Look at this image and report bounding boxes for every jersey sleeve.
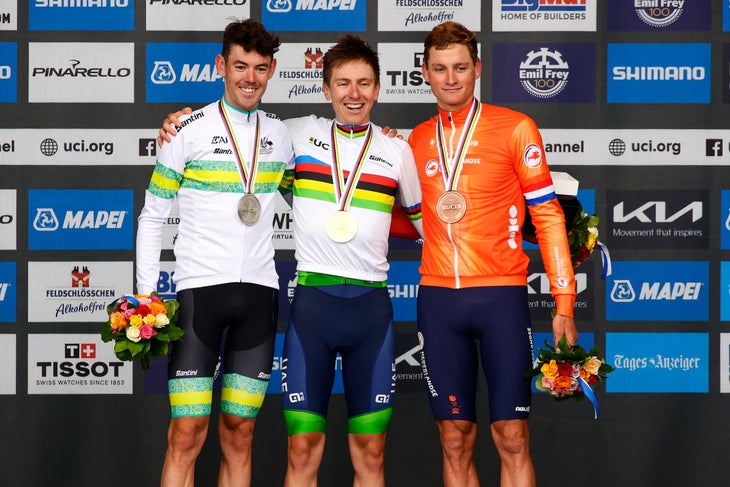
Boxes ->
[135,138,184,295]
[395,140,424,238]
[511,117,576,316]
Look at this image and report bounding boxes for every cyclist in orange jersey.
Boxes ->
[408,21,578,487]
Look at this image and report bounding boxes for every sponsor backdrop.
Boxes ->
[1,1,729,486]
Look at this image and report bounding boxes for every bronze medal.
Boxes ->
[237,194,261,226]
[436,191,466,223]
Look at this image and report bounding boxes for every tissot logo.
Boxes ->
[607,190,708,250]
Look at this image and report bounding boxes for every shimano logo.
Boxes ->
[612,66,705,81]
[35,0,129,6]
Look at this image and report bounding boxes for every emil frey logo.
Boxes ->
[519,47,569,98]
[634,1,684,28]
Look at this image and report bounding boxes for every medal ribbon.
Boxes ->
[330,122,373,211]
[218,99,260,194]
[435,98,481,191]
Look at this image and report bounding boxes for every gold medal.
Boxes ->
[436,191,467,223]
[237,194,261,226]
[326,211,358,243]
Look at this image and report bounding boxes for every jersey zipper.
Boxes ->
[446,111,461,289]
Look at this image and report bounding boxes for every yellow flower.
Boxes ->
[587,227,598,250]
[109,312,127,332]
[129,314,143,328]
[579,368,591,381]
[540,359,559,379]
[143,314,157,326]
[583,357,602,376]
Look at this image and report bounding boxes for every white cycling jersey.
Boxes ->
[285,115,423,282]
[136,98,295,294]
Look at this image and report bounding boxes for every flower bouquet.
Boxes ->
[101,293,183,370]
[525,337,614,418]
[566,198,600,270]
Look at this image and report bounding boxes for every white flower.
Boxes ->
[126,325,141,343]
[154,314,169,329]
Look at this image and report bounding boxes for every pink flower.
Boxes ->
[139,324,157,340]
[123,308,136,320]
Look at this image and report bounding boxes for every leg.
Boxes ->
[490,419,535,487]
[218,283,278,486]
[338,286,394,487]
[348,432,387,487]
[161,416,210,487]
[417,287,480,486]
[437,420,479,487]
[285,432,326,487]
[282,286,338,486]
[217,414,256,487]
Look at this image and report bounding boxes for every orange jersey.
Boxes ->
[409,100,576,316]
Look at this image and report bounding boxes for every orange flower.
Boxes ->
[554,376,573,389]
[149,302,167,315]
[109,312,127,332]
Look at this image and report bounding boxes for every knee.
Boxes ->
[492,421,529,457]
[219,415,255,450]
[438,420,477,459]
[168,418,208,454]
[288,433,324,467]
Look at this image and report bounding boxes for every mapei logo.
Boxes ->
[0,261,16,323]
[29,189,134,250]
[263,0,364,32]
[606,261,708,321]
[607,43,710,103]
[146,43,221,103]
[267,0,357,13]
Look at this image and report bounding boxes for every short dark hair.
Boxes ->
[222,18,280,60]
[423,21,478,66]
[322,34,380,85]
